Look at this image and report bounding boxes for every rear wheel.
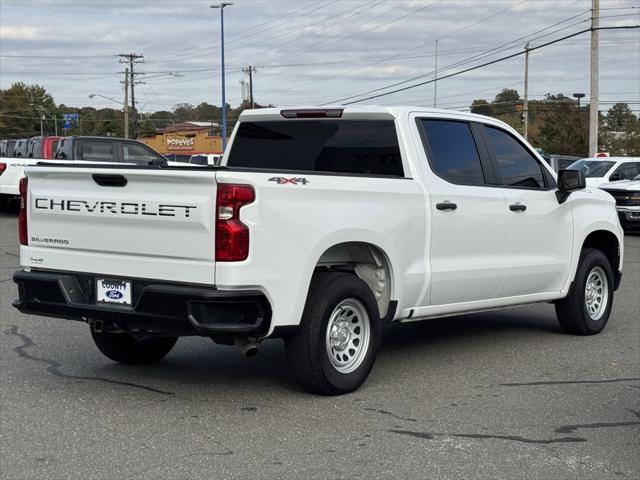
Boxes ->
[285,272,381,395]
[555,248,614,335]
[90,327,178,364]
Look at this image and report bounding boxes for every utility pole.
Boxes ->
[523,42,530,141]
[40,113,44,137]
[589,0,599,156]
[211,3,233,151]
[121,68,130,139]
[242,65,257,108]
[117,53,144,138]
[433,40,438,108]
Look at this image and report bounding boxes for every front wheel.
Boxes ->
[285,272,381,395]
[90,328,178,364]
[555,248,614,335]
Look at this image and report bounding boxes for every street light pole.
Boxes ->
[211,2,233,151]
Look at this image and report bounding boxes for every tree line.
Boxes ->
[471,88,640,156]
[1,82,638,156]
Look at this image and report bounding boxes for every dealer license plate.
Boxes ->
[96,278,132,306]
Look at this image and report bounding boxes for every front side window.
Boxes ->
[122,143,163,165]
[611,162,640,181]
[420,119,485,185]
[190,155,208,165]
[81,141,114,162]
[228,120,403,176]
[485,126,545,188]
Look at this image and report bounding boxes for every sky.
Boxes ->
[1,0,639,117]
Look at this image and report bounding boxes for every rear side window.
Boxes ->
[420,119,485,185]
[81,141,115,162]
[227,120,403,176]
[485,126,545,188]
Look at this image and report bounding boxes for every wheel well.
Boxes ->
[315,242,393,318]
[582,230,620,273]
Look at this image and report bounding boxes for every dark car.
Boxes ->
[54,136,167,165]
[13,139,29,157]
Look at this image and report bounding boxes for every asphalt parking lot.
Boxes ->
[1,212,638,480]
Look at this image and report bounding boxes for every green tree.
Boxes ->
[602,103,640,156]
[0,82,58,138]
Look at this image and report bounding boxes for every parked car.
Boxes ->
[567,157,640,187]
[1,136,167,211]
[546,154,581,172]
[189,153,222,166]
[13,139,29,157]
[54,136,167,164]
[27,136,62,159]
[13,106,623,395]
[599,173,640,231]
[2,140,17,157]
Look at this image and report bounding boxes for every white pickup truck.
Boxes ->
[13,107,624,395]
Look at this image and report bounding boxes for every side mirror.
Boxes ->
[556,169,586,204]
[609,172,621,181]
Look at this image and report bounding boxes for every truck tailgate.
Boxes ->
[25,166,217,285]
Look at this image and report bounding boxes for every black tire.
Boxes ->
[90,328,178,364]
[555,248,614,335]
[285,272,381,395]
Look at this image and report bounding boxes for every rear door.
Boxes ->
[26,166,217,285]
[479,124,573,297]
[415,118,508,306]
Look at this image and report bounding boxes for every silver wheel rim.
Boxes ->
[585,266,608,321]
[325,298,371,374]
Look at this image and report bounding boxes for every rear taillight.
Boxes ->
[19,177,28,245]
[0,162,6,176]
[215,184,255,261]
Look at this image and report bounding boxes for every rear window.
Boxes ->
[227,120,403,176]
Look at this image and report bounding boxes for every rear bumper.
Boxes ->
[13,270,271,336]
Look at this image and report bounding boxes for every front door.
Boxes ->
[480,125,573,297]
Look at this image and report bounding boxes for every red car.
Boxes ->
[27,136,62,159]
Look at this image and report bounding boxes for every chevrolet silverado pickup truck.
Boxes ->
[13,107,624,395]
[600,174,640,230]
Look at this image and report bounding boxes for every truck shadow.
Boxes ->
[88,306,564,395]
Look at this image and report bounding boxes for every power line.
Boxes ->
[333,25,640,106]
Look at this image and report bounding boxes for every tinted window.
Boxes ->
[122,142,163,165]
[568,160,615,178]
[420,119,485,185]
[611,162,640,180]
[190,155,208,165]
[81,141,114,162]
[228,120,403,176]
[485,126,545,188]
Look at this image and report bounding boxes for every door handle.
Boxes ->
[509,203,527,212]
[436,202,457,211]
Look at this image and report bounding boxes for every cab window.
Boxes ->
[484,126,546,188]
[122,142,164,165]
[419,119,485,185]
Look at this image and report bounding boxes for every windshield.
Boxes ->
[567,160,615,177]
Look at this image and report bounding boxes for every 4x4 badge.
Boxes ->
[268,177,309,185]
